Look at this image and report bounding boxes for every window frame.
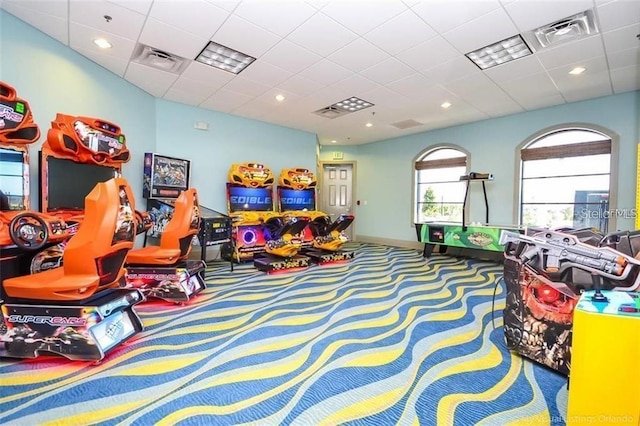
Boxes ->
[514,124,619,231]
[412,144,470,226]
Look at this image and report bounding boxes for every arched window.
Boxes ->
[414,146,468,223]
[520,128,612,231]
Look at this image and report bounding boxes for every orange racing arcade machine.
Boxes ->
[224,162,310,273]
[277,167,355,264]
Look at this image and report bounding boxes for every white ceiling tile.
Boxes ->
[602,23,640,53]
[443,73,524,116]
[69,22,136,62]
[276,75,326,97]
[139,18,209,59]
[442,8,520,53]
[536,36,605,69]
[288,12,358,57]
[74,46,130,77]
[69,0,145,41]
[504,0,593,32]
[170,76,221,99]
[551,69,613,101]
[239,61,293,87]
[596,0,640,32]
[412,0,502,33]
[321,0,407,35]
[124,62,179,97]
[327,38,389,72]
[298,59,353,86]
[420,56,481,85]
[200,88,253,112]
[2,2,69,45]
[548,55,610,76]
[163,87,211,106]
[500,72,562,99]
[607,46,640,70]
[364,10,437,55]
[255,88,302,105]
[610,65,640,93]
[222,76,271,97]
[180,61,235,87]
[205,0,241,13]
[106,0,152,15]
[232,101,270,119]
[329,75,382,96]
[3,0,67,19]
[149,0,228,40]
[233,1,317,37]
[359,58,415,85]
[361,86,410,109]
[483,55,546,84]
[211,15,281,58]
[260,39,323,74]
[517,93,566,111]
[386,73,436,98]
[396,36,460,72]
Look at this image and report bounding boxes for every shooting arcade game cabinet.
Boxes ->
[224,163,309,273]
[278,167,355,264]
[415,172,524,260]
[0,82,72,278]
[120,152,207,304]
[500,228,640,376]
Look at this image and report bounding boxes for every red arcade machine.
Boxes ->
[224,162,310,273]
[277,167,355,264]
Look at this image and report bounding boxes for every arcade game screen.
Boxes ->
[143,153,191,199]
[0,148,27,211]
[278,188,316,211]
[42,155,118,211]
[227,185,273,212]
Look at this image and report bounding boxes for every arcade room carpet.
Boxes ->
[1,243,568,425]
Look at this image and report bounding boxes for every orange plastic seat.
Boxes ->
[126,188,200,265]
[3,178,137,301]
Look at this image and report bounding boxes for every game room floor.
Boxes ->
[0,243,568,425]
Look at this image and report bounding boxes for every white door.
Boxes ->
[321,163,354,241]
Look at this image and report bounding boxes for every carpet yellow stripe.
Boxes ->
[319,386,406,425]
[41,398,154,426]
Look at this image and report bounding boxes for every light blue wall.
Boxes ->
[0,11,156,208]
[356,91,639,243]
[154,100,317,212]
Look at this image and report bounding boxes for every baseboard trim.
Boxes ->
[355,235,423,251]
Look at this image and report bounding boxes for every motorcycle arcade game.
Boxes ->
[499,228,640,376]
[277,167,355,264]
[122,187,206,304]
[223,163,310,273]
[1,176,145,362]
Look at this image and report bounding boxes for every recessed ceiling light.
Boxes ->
[441,102,452,109]
[465,35,532,70]
[196,41,255,75]
[365,123,373,128]
[93,38,112,49]
[331,140,337,143]
[275,94,285,102]
[569,66,586,75]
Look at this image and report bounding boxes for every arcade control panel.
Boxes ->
[567,290,640,425]
[198,205,232,247]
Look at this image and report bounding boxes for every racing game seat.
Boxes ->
[3,178,137,301]
[126,188,200,265]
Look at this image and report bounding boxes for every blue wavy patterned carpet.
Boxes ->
[1,243,568,425]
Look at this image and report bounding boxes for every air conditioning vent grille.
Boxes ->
[313,96,374,119]
[133,44,188,74]
[531,9,598,49]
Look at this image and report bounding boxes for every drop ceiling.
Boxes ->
[1,0,638,146]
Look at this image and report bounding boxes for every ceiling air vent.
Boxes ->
[530,9,599,49]
[390,119,424,130]
[313,106,351,119]
[133,44,188,74]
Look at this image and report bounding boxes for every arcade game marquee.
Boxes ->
[415,172,525,259]
[0,82,144,361]
[277,167,355,264]
[223,162,310,273]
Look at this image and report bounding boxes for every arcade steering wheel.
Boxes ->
[9,212,50,250]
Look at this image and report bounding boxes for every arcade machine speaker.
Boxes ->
[500,228,640,375]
